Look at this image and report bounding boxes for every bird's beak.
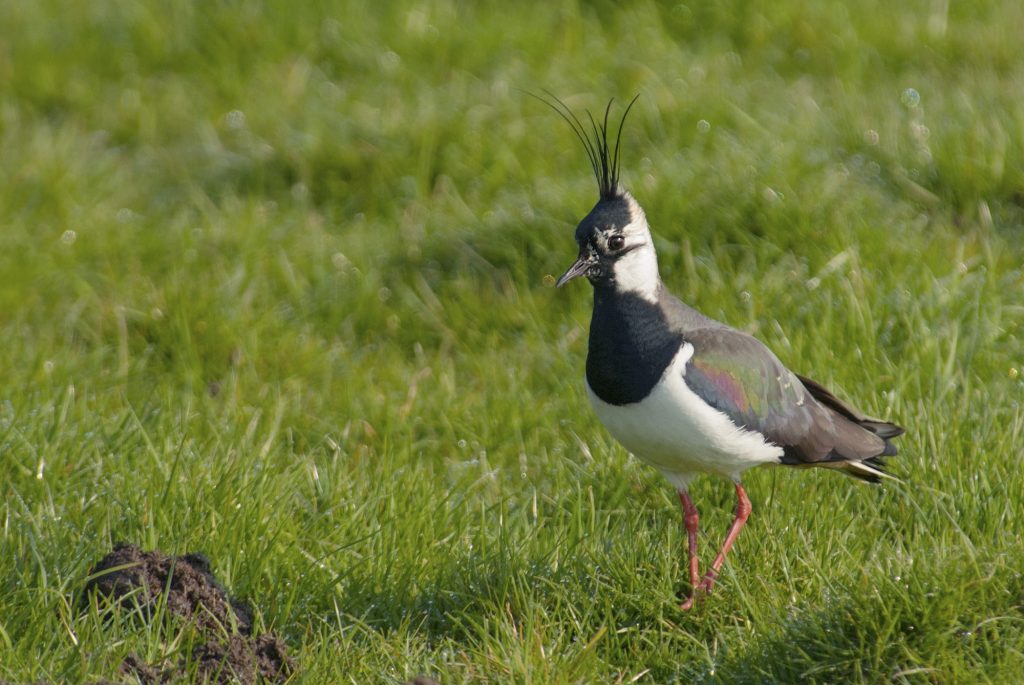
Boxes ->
[555,254,593,287]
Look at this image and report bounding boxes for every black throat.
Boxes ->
[586,283,684,405]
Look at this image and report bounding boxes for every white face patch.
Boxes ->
[612,244,660,302]
[610,193,660,302]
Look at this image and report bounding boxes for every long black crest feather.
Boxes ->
[531,91,640,199]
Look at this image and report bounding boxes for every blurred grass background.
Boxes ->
[1,0,1023,682]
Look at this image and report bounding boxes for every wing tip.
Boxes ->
[861,420,905,440]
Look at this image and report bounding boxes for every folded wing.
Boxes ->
[682,327,902,479]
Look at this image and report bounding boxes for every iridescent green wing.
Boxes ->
[683,328,818,452]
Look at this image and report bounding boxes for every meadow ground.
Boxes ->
[2,1,1023,682]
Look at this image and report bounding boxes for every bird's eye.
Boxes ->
[608,235,625,251]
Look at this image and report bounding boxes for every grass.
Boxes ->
[2,0,1023,682]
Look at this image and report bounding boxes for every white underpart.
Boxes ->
[586,342,784,489]
[611,193,661,303]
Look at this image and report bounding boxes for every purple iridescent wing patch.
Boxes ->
[683,328,812,446]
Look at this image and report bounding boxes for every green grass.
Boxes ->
[2,0,1024,682]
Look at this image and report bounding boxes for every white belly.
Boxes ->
[586,343,783,488]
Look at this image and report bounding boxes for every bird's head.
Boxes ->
[543,95,660,302]
[557,189,659,301]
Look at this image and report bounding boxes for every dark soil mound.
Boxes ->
[83,543,294,684]
[86,543,253,635]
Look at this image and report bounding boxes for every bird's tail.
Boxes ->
[842,417,903,482]
[796,374,905,483]
[840,454,898,483]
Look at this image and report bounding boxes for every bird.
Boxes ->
[545,95,904,610]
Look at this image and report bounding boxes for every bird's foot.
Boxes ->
[679,574,717,611]
[679,587,707,611]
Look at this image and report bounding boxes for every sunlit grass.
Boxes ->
[2,0,1023,682]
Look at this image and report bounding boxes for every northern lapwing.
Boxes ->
[547,96,904,610]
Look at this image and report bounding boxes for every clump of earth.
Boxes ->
[84,543,294,685]
[3,543,441,685]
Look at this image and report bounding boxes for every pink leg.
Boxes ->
[677,491,702,611]
[694,482,751,598]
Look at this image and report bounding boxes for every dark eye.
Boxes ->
[608,235,625,251]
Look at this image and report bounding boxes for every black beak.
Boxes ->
[555,254,593,287]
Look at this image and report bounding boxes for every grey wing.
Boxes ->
[682,327,888,464]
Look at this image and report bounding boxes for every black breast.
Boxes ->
[586,288,684,405]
